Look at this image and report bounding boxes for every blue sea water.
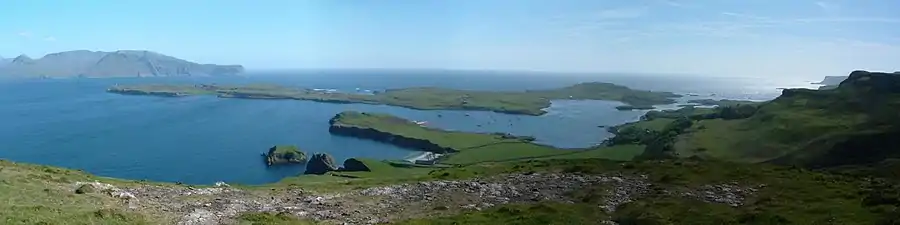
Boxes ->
[0,70,816,184]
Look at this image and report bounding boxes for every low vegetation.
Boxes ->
[107,82,679,116]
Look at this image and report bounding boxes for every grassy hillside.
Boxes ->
[665,71,900,169]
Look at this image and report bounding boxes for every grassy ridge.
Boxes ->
[108,82,679,115]
[329,111,644,165]
[0,160,163,224]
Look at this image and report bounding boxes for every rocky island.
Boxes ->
[263,145,307,166]
[107,82,680,116]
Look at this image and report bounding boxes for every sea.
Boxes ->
[0,70,819,185]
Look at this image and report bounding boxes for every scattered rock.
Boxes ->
[680,183,759,207]
[75,184,95,194]
[304,153,339,175]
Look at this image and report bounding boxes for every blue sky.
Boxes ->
[1,0,898,79]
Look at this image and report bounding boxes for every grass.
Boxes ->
[395,158,897,225]
[236,212,317,225]
[3,155,899,224]
[393,202,611,225]
[108,82,679,116]
[614,118,674,132]
[0,160,164,225]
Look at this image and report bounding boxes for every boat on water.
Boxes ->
[414,121,428,126]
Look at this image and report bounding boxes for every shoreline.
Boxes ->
[403,151,444,163]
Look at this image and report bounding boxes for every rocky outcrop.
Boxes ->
[0,50,244,78]
[341,158,371,172]
[264,145,307,166]
[304,153,339,175]
[838,70,900,93]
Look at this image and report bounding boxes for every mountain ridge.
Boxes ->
[0,50,244,78]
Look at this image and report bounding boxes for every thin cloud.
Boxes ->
[795,17,900,23]
[17,31,32,38]
[43,36,57,42]
[595,8,647,20]
[660,0,695,8]
[815,1,840,14]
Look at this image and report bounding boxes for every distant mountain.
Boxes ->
[0,56,10,67]
[0,50,244,78]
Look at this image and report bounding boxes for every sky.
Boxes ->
[0,0,898,79]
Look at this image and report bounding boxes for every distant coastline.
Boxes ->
[106,82,680,116]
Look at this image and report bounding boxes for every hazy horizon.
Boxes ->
[2,0,898,80]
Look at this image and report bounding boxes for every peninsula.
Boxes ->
[107,82,680,115]
[328,111,644,164]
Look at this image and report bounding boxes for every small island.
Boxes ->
[263,145,307,166]
[107,82,680,116]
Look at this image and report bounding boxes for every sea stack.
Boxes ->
[304,153,339,175]
[264,145,307,166]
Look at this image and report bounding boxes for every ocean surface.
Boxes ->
[0,70,818,184]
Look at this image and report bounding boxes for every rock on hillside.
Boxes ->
[304,153,339,175]
[341,158,372,172]
[0,50,243,78]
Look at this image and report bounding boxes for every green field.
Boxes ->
[108,82,679,115]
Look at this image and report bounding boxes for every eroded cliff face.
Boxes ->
[327,113,457,154]
[327,125,456,154]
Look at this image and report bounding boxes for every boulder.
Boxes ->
[304,153,339,175]
[341,158,372,172]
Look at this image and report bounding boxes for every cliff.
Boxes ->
[0,50,243,78]
[328,112,456,154]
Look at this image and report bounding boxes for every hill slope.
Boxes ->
[663,71,900,172]
[0,50,243,78]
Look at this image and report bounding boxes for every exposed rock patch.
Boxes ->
[75,172,763,224]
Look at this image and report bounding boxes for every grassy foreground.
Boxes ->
[5,156,899,225]
[108,82,679,115]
